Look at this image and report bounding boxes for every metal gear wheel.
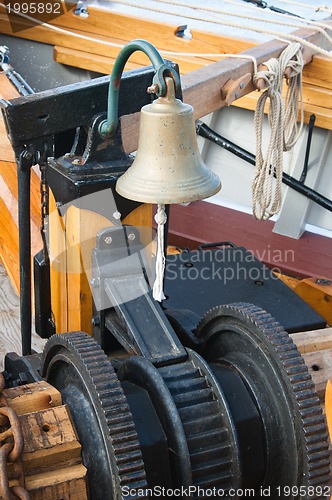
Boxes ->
[158,349,241,497]
[195,302,330,499]
[42,331,148,500]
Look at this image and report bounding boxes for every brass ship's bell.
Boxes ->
[116,77,221,204]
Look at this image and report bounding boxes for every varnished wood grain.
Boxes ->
[291,328,332,354]
[302,349,332,402]
[1,380,63,415]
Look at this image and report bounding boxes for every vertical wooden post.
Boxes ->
[49,193,153,335]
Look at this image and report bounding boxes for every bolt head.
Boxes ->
[104,236,112,245]
[90,277,100,287]
[128,233,136,241]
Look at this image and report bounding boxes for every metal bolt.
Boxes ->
[147,83,159,94]
[113,211,121,220]
[91,317,100,327]
[72,158,81,164]
[64,152,73,157]
[90,277,100,287]
[235,92,239,99]
[104,236,112,244]
[240,82,244,89]
[22,150,32,160]
[55,202,62,209]
[127,233,136,241]
[315,278,331,285]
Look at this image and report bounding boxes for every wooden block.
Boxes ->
[302,349,332,402]
[25,463,88,500]
[18,405,82,475]
[274,272,300,290]
[302,54,332,90]
[2,381,62,415]
[294,277,332,325]
[291,328,332,355]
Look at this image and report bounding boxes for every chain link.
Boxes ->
[40,164,49,264]
[0,373,31,500]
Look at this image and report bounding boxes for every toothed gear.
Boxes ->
[42,331,147,500]
[158,349,241,497]
[196,303,330,499]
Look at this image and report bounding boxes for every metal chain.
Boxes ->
[40,164,49,264]
[0,373,31,500]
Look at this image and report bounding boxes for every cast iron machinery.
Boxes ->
[1,40,330,499]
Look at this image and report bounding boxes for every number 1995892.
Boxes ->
[6,3,61,14]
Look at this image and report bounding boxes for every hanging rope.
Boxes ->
[252,42,304,220]
[153,204,167,302]
[279,43,304,150]
[252,58,284,220]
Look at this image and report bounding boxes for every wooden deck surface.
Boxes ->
[0,262,45,371]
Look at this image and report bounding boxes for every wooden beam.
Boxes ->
[117,20,332,151]
[54,45,142,74]
[1,380,62,415]
[291,328,332,354]
[302,349,332,402]
[182,21,332,119]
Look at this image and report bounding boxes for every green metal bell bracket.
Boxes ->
[98,39,182,139]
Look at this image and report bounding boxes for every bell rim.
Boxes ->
[116,172,221,204]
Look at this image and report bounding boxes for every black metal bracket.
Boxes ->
[91,225,187,366]
[0,62,178,353]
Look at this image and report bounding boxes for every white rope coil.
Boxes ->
[153,204,167,302]
[279,43,304,151]
[253,58,284,220]
[252,42,304,221]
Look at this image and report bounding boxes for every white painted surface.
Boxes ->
[85,0,331,44]
[198,106,332,237]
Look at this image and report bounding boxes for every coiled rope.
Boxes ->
[252,42,304,220]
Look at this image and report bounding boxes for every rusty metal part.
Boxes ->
[0,373,31,500]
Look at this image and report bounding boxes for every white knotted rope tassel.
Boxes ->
[153,204,167,302]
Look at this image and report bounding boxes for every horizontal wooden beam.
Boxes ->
[54,45,142,74]
[182,20,332,119]
[231,84,332,129]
